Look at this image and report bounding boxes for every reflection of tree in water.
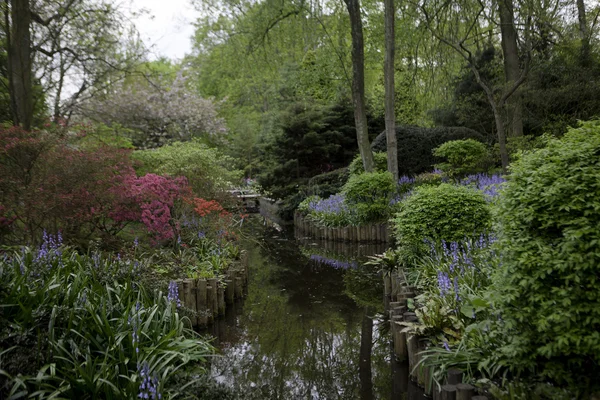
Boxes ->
[212,222,392,399]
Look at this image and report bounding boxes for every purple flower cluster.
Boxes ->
[138,362,161,399]
[398,175,416,186]
[308,194,348,215]
[34,230,63,265]
[310,254,358,269]
[167,281,181,307]
[437,271,452,296]
[462,173,505,199]
[128,303,142,354]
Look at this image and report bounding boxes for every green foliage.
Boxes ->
[371,126,486,176]
[433,139,489,177]
[342,171,396,224]
[307,168,350,199]
[133,139,242,198]
[490,120,600,392]
[75,123,135,149]
[393,184,491,263]
[347,152,388,175]
[0,247,213,398]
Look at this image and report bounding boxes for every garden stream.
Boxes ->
[205,219,426,399]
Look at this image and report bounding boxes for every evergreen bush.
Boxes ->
[393,183,491,263]
[371,125,486,175]
[347,152,388,175]
[491,121,600,392]
[342,171,395,223]
[433,139,489,177]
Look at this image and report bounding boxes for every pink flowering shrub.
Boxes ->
[113,174,191,243]
[0,125,192,246]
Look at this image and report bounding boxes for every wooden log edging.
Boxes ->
[294,211,391,243]
[385,270,490,400]
[176,249,249,329]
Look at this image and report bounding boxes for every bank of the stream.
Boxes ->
[207,219,424,399]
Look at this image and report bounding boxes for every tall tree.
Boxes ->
[384,0,398,181]
[421,0,532,171]
[576,0,590,64]
[344,0,374,172]
[3,0,143,128]
[8,0,32,129]
[499,0,523,137]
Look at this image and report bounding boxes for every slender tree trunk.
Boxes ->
[384,0,398,181]
[576,0,590,65]
[499,0,523,137]
[492,102,509,172]
[9,0,33,130]
[344,0,374,172]
[359,309,374,400]
[54,52,66,123]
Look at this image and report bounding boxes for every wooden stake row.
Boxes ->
[294,212,391,243]
[176,250,249,328]
[385,270,488,400]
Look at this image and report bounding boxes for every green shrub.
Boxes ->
[371,125,486,175]
[433,139,489,177]
[490,120,600,392]
[307,168,350,198]
[342,171,395,223]
[393,184,491,263]
[347,152,388,175]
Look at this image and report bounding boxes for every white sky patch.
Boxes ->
[131,0,200,60]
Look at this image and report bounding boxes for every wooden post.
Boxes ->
[447,368,463,385]
[183,280,197,326]
[196,279,208,326]
[235,276,243,299]
[384,275,391,297]
[407,333,419,380]
[456,383,475,400]
[393,322,407,362]
[208,278,218,319]
[225,279,234,304]
[371,224,377,242]
[441,385,457,400]
[205,280,215,324]
[217,285,226,315]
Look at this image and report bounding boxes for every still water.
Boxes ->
[208,220,425,400]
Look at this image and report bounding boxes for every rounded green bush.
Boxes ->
[491,121,600,391]
[342,171,395,223]
[347,152,388,176]
[393,183,491,253]
[433,139,489,177]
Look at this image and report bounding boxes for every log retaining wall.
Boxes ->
[176,249,249,329]
[294,211,392,243]
[384,271,489,400]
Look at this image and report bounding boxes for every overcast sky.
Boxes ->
[131,0,200,60]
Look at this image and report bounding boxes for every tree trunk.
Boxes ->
[576,0,590,65]
[9,0,33,130]
[359,309,374,400]
[344,0,374,172]
[499,0,523,138]
[492,102,509,172]
[384,0,398,181]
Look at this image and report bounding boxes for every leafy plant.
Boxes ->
[490,120,600,392]
[342,171,396,224]
[393,183,491,265]
[0,244,214,399]
[347,152,388,176]
[433,139,489,177]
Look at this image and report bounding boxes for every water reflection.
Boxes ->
[209,222,423,399]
